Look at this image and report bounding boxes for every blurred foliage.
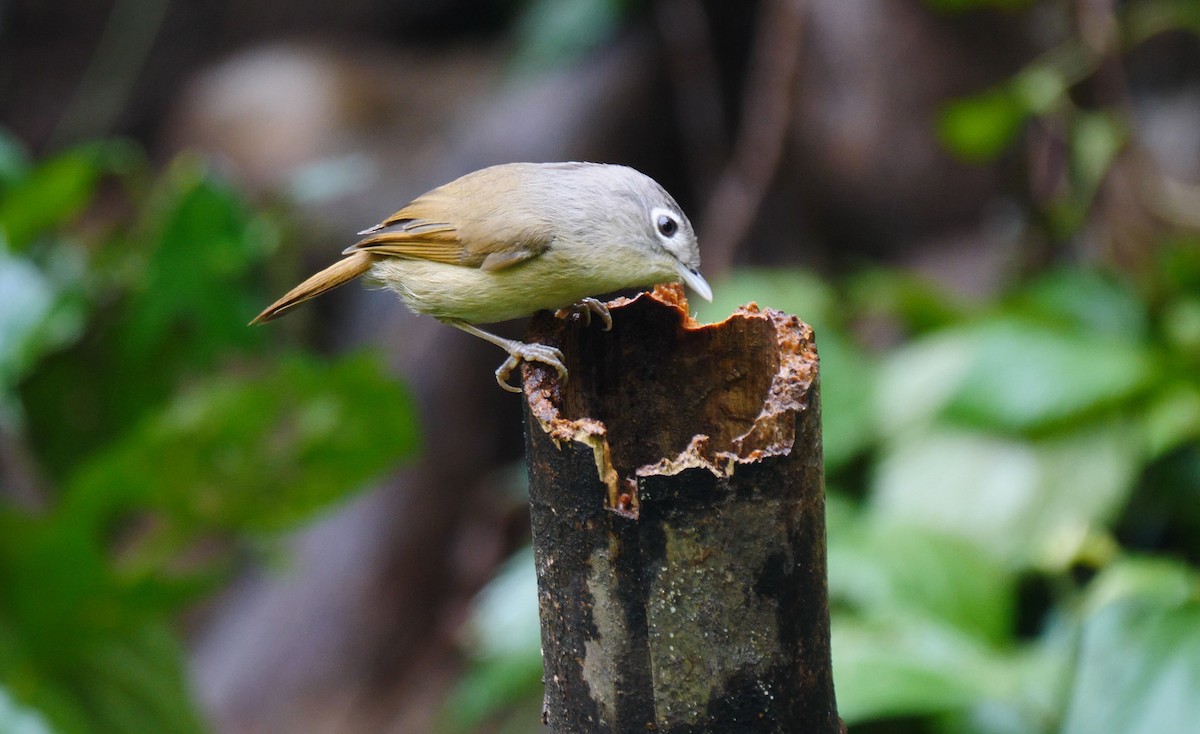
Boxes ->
[447,250,1200,732]
[0,689,53,734]
[701,248,1199,734]
[924,0,1037,13]
[0,130,418,733]
[439,548,545,734]
[3,0,1199,731]
[444,3,1200,733]
[509,0,630,74]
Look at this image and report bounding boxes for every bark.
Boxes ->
[521,284,839,734]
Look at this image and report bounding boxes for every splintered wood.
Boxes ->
[521,284,839,734]
[522,283,818,517]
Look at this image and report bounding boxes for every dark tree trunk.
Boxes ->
[521,284,839,734]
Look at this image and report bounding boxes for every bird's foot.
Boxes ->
[495,341,567,393]
[554,297,612,331]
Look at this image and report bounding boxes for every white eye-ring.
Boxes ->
[652,207,680,240]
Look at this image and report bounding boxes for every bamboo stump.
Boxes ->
[520,284,838,733]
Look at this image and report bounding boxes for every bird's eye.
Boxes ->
[656,213,678,238]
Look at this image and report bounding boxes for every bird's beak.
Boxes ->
[676,263,713,302]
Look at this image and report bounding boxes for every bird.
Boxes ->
[251,161,712,391]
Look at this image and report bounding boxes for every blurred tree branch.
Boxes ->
[655,0,729,189]
[697,0,807,273]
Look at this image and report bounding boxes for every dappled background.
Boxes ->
[2,0,1200,732]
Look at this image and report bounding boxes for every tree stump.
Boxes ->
[521,284,838,733]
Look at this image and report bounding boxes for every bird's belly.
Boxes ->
[368,254,659,324]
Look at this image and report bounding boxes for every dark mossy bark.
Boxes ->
[521,285,839,734]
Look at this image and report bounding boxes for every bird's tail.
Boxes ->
[250,251,375,325]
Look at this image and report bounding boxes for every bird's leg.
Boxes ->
[445,320,568,393]
[553,297,612,331]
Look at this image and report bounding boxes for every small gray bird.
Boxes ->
[252,162,711,391]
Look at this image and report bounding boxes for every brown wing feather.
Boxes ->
[345,182,553,269]
[344,224,470,266]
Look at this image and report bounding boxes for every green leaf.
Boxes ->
[943,321,1153,431]
[1125,0,1200,43]
[0,687,56,734]
[1081,556,1199,614]
[923,0,1035,12]
[818,333,878,471]
[63,352,418,535]
[116,160,276,366]
[0,514,205,734]
[937,63,1071,164]
[1157,236,1200,300]
[1012,65,1069,116]
[0,245,88,412]
[0,251,59,400]
[870,423,1139,568]
[1143,382,1200,458]
[0,144,417,734]
[441,548,543,732]
[829,523,1014,644]
[1011,269,1147,342]
[2,353,416,734]
[930,643,1067,734]
[1061,594,1200,734]
[938,87,1028,163]
[2,623,206,734]
[1071,112,1126,198]
[510,0,625,74]
[18,161,277,479]
[0,140,139,251]
[463,548,542,659]
[878,319,1155,433]
[67,624,205,734]
[1129,445,1200,564]
[439,650,544,733]
[831,617,1013,725]
[875,327,978,435]
[847,269,969,334]
[1161,295,1200,355]
[0,130,32,188]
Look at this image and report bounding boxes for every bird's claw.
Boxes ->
[554,297,612,332]
[495,342,568,393]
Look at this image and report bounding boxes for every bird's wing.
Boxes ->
[344,187,552,272]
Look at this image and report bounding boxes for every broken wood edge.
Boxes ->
[522,283,818,516]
